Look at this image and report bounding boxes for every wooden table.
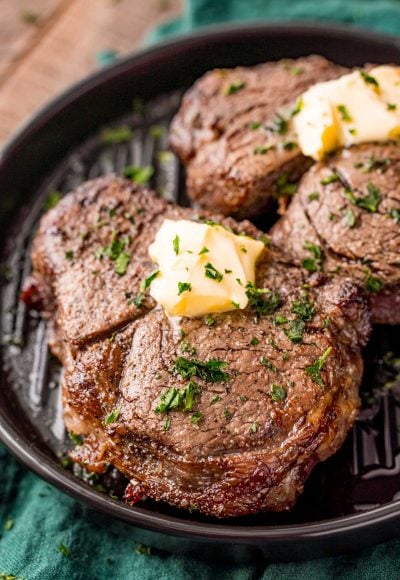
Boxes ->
[0,0,183,147]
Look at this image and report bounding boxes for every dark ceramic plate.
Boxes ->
[1,22,400,563]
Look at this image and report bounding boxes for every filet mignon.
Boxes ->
[271,143,400,325]
[169,56,347,219]
[27,176,371,517]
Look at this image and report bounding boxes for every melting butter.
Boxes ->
[148,219,264,317]
[293,66,400,160]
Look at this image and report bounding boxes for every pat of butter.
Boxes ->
[293,66,400,160]
[148,219,264,317]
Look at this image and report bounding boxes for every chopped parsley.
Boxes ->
[224,268,232,274]
[249,336,260,346]
[284,319,305,343]
[249,121,261,130]
[291,97,304,117]
[199,246,209,255]
[231,301,240,309]
[21,10,40,24]
[204,316,216,327]
[364,271,384,292]
[387,103,397,111]
[268,114,289,135]
[3,516,14,531]
[105,408,120,425]
[254,144,274,155]
[308,192,320,201]
[177,282,192,295]
[96,232,131,275]
[249,421,259,434]
[260,356,278,372]
[320,173,339,186]
[302,241,324,273]
[135,543,152,555]
[282,141,298,151]
[190,411,203,425]
[114,252,130,275]
[58,543,71,557]
[155,380,201,414]
[345,183,382,213]
[173,356,230,383]
[44,190,61,210]
[259,234,271,247]
[210,395,221,405]
[223,408,233,420]
[276,173,297,196]
[133,270,159,307]
[223,80,245,95]
[388,208,400,223]
[149,125,166,139]
[291,295,315,321]
[245,282,281,316]
[68,432,83,446]
[101,126,133,145]
[65,250,74,261]
[123,165,154,184]
[337,104,352,121]
[270,384,286,402]
[173,234,180,255]
[274,314,288,325]
[360,70,379,88]
[356,156,391,173]
[344,208,356,228]
[163,416,171,431]
[305,346,332,388]
[204,262,223,282]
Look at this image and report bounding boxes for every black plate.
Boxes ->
[1,22,400,563]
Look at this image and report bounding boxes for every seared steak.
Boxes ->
[271,143,400,325]
[27,176,370,517]
[169,56,347,218]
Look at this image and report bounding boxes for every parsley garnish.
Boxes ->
[199,246,209,255]
[173,235,180,255]
[97,232,131,275]
[191,411,203,425]
[282,141,298,151]
[302,241,324,273]
[344,208,356,228]
[223,80,245,95]
[69,432,83,446]
[65,250,74,261]
[254,145,274,155]
[123,165,154,184]
[245,282,281,316]
[58,543,71,557]
[101,126,133,145]
[357,156,391,173]
[114,252,130,275]
[231,301,240,309]
[268,114,289,135]
[291,295,315,321]
[44,190,61,210]
[337,104,352,121]
[177,282,192,295]
[3,516,13,531]
[163,417,171,431]
[284,319,305,343]
[308,192,320,201]
[305,346,332,388]
[276,173,297,196]
[360,70,379,88]
[260,356,278,372]
[388,208,400,224]
[204,262,223,282]
[149,125,166,139]
[223,408,233,420]
[249,337,260,346]
[133,270,159,307]
[204,316,216,326]
[105,408,120,425]
[364,271,384,292]
[387,103,397,111]
[320,173,339,185]
[249,421,259,434]
[210,395,221,405]
[345,183,382,213]
[173,357,230,383]
[249,121,261,130]
[259,234,271,246]
[274,314,288,325]
[155,380,201,414]
[270,384,286,402]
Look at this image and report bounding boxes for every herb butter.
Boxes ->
[293,66,400,160]
[148,219,264,317]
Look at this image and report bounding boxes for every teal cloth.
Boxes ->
[2,1,400,578]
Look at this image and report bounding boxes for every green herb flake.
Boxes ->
[308,192,320,202]
[149,125,166,139]
[199,246,209,255]
[276,173,297,196]
[58,543,70,558]
[123,165,154,184]
[268,114,289,135]
[344,208,356,228]
[21,11,40,24]
[191,411,203,425]
[173,234,180,255]
[65,250,74,261]
[245,282,281,317]
[135,544,152,555]
[259,234,271,247]
[291,295,316,321]
[305,346,332,388]
[177,282,192,296]
[204,262,223,282]
[360,70,380,88]
[270,384,286,402]
[274,314,288,325]
[249,337,260,346]
[345,182,382,213]
[69,432,83,446]
[224,268,232,274]
[364,271,384,292]
[282,141,298,151]
[388,208,400,224]
[387,103,397,111]
[105,408,120,425]
[155,380,201,414]
[204,316,216,327]
[320,173,339,186]
[231,301,240,309]
[260,356,278,372]
[359,156,391,173]
[223,408,233,420]
[173,357,230,383]
[3,516,13,531]
[337,104,352,121]
[163,417,171,431]
[210,395,221,405]
[249,421,259,434]
[302,241,324,273]
[140,270,159,292]
[44,190,61,210]
[284,319,305,344]
[254,145,274,155]
[114,251,130,276]
[101,126,133,145]
[223,80,246,95]
[249,121,261,130]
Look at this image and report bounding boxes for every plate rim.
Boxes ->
[1,20,400,543]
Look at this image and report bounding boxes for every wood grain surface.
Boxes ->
[0,0,183,146]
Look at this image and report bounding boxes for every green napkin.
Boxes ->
[2,1,400,578]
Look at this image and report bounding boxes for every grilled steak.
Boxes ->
[169,55,347,219]
[27,176,370,517]
[271,143,400,325]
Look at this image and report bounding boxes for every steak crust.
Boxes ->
[169,56,347,218]
[28,176,370,517]
[271,143,400,325]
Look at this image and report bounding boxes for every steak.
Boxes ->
[26,175,371,518]
[271,143,400,325]
[169,55,347,219]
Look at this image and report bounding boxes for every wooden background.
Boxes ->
[0,0,183,146]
